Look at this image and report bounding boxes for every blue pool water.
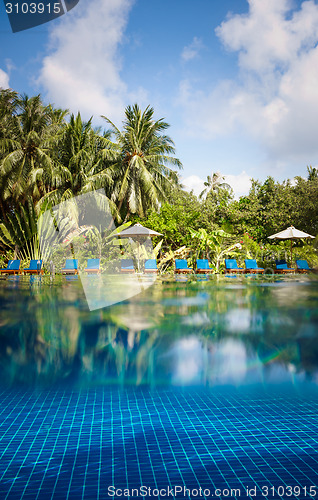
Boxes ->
[0,275,318,499]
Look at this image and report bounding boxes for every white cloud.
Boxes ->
[224,171,252,198]
[182,175,205,197]
[181,37,204,61]
[38,0,134,122]
[216,0,318,75]
[0,68,10,88]
[182,171,251,199]
[178,0,318,168]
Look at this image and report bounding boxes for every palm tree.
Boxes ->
[0,94,65,208]
[0,90,21,220]
[0,92,68,257]
[199,171,231,200]
[307,165,318,181]
[102,104,182,220]
[41,113,114,207]
[0,89,18,145]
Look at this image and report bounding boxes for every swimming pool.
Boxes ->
[0,275,317,499]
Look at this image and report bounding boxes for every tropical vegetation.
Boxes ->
[0,88,317,272]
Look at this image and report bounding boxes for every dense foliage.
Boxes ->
[0,88,317,269]
[0,90,182,259]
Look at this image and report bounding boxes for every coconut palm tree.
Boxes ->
[199,171,231,200]
[0,92,69,256]
[102,104,182,220]
[0,94,66,209]
[0,89,20,222]
[0,89,18,145]
[41,112,114,206]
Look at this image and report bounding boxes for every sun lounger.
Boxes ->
[175,259,193,274]
[144,259,158,273]
[0,260,20,275]
[296,259,313,273]
[121,259,135,273]
[244,259,264,274]
[84,259,100,274]
[275,259,295,274]
[23,259,43,275]
[61,259,78,275]
[224,259,245,274]
[196,259,214,273]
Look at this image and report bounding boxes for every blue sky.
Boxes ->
[1,0,318,197]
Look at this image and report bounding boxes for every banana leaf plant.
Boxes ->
[190,227,242,272]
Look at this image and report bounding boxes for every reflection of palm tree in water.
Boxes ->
[114,328,129,348]
[113,326,157,385]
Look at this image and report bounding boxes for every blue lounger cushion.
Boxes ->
[296,260,312,270]
[145,259,157,270]
[225,259,244,270]
[275,259,295,272]
[86,259,100,270]
[197,259,211,269]
[121,259,135,271]
[245,259,264,270]
[62,259,78,270]
[175,259,190,269]
[24,259,42,271]
[0,260,20,271]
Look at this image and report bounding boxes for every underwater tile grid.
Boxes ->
[0,385,318,500]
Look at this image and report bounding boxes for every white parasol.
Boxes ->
[268,226,315,263]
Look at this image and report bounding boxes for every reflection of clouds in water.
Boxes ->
[226,309,251,333]
[213,340,247,383]
[172,337,202,384]
[263,363,297,384]
[226,308,265,335]
[182,312,210,326]
[172,337,251,386]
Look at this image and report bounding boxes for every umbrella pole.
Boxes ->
[138,241,140,272]
[290,239,292,265]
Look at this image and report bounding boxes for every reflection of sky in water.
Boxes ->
[0,276,317,388]
[226,309,251,333]
[172,336,305,388]
[172,338,262,386]
[214,339,248,382]
[172,337,202,383]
